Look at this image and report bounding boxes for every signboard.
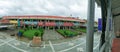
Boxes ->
[98,18,102,31]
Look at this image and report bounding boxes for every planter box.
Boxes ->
[31,36,41,47]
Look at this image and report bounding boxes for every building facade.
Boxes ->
[1,15,86,29]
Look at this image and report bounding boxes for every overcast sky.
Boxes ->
[0,0,101,21]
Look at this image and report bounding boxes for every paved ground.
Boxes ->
[43,30,64,41]
[0,30,101,52]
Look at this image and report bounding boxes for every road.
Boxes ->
[43,30,64,41]
[0,31,100,52]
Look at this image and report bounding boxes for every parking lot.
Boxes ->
[0,31,100,52]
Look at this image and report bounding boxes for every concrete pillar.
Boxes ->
[47,25,49,30]
[24,19,26,28]
[48,20,49,30]
[69,26,70,29]
[65,26,67,29]
[37,25,39,29]
[37,20,39,29]
[58,26,60,29]
[86,0,95,52]
[45,20,47,30]
[58,20,60,29]
[32,19,33,29]
[53,20,55,30]
[62,26,64,30]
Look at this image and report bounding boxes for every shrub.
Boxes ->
[19,29,25,34]
[34,32,39,36]
[57,29,78,37]
[76,28,86,33]
[27,26,32,29]
[23,29,43,39]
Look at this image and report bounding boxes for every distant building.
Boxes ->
[0,15,86,29]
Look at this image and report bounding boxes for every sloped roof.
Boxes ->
[3,15,83,22]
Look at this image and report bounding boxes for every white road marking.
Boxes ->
[52,41,67,45]
[0,39,27,52]
[77,47,84,52]
[20,41,27,45]
[0,39,15,46]
[27,41,31,47]
[93,43,100,50]
[93,37,100,50]
[43,42,46,48]
[7,43,27,52]
[68,42,74,46]
[13,39,28,46]
[40,37,85,47]
[58,42,85,52]
[51,38,84,46]
[49,41,55,52]
[14,42,20,46]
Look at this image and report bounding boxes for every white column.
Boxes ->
[58,20,60,29]
[45,20,47,30]
[32,19,33,29]
[48,20,49,30]
[24,19,25,28]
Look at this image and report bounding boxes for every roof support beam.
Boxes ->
[112,6,120,17]
[105,0,112,52]
[99,0,107,50]
[86,0,95,52]
[113,13,120,17]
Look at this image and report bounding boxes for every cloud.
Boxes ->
[0,0,101,21]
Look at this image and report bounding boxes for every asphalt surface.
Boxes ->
[43,30,64,41]
[0,30,101,52]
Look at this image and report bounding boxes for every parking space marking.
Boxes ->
[14,42,20,46]
[27,41,31,47]
[68,42,74,46]
[58,41,85,52]
[52,41,68,45]
[0,39,15,46]
[77,47,84,52]
[43,42,46,48]
[19,41,27,45]
[52,38,84,46]
[0,39,27,52]
[93,43,99,50]
[0,32,101,52]
[93,36,100,50]
[49,41,55,52]
[7,42,27,52]
[41,37,85,47]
